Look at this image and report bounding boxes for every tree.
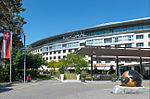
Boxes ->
[0,0,26,81]
[14,49,48,70]
[0,0,26,54]
[0,0,26,34]
[48,60,61,73]
[59,53,89,74]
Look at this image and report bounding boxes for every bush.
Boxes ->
[81,70,87,78]
[111,73,117,78]
[25,69,39,78]
[64,73,76,80]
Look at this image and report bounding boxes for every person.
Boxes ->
[26,74,31,82]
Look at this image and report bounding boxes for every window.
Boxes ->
[105,45,111,49]
[42,47,48,52]
[104,38,112,43]
[136,35,144,39]
[53,56,56,59]
[50,52,52,55]
[49,57,52,60]
[136,43,144,47]
[106,60,110,63]
[46,57,48,60]
[115,45,121,48]
[80,43,85,46]
[58,56,61,59]
[46,52,48,55]
[125,44,132,48]
[54,51,57,54]
[63,56,66,58]
[96,60,101,63]
[58,51,61,54]
[148,34,150,38]
[148,42,150,46]
[63,50,66,53]
[69,49,72,53]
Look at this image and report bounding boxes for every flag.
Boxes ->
[1,30,11,59]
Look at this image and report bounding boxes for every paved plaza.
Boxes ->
[0,80,149,99]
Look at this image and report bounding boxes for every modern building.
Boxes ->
[28,17,150,76]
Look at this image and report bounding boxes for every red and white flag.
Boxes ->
[1,31,11,59]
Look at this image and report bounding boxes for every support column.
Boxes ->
[140,56,143,75]
[116,56,119,79]
[91,55,93,81]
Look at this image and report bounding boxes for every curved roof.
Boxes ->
[28,17,150,49]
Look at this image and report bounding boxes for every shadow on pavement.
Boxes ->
[0,83,13,93]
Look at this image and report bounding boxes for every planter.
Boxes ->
[76,74,80,80]
[111,77,117,82]
[60,74,64,81]
[81,77,85,82]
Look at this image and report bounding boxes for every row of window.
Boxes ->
[33,33,150,53]
[43,42,150,56]
[86,35,133,45]
[41,34,150,53]
[115,42,150,48]
[136,34,150,39]
[45,56,66,60]
[47,24,150,44]
[43,49,78,55]
[96,60,141,63]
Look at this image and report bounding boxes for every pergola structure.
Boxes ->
[76,46,150,80]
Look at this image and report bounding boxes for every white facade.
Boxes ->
[29,18,150,71]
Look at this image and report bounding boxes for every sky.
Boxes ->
[22,0,150,45]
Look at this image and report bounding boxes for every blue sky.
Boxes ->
[22,0,150,45]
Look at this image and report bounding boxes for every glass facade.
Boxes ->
[42,47,48,52]
[115,45,121,48]
[46,24,150,44]
[49,45,62,51]
[62,42,79,49]
[113,35,133,43]
[86,39,103,45]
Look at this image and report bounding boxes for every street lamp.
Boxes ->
[22,33,26,83]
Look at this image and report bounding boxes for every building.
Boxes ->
[28,17,150,76]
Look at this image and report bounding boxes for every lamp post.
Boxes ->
[22,34,26,83]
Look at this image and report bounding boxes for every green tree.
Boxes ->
[59,53,89,74]
[14,49,48,70]
[0,0,26,55]
[0,0,26,34]
[0,0,26,81]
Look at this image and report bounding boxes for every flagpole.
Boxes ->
[10,32,12,82]
[23,34,26,83]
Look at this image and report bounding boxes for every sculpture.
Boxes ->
[121,70,143,87]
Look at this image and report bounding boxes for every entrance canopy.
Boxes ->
[77,46,150,57]
[76,46,150,78]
